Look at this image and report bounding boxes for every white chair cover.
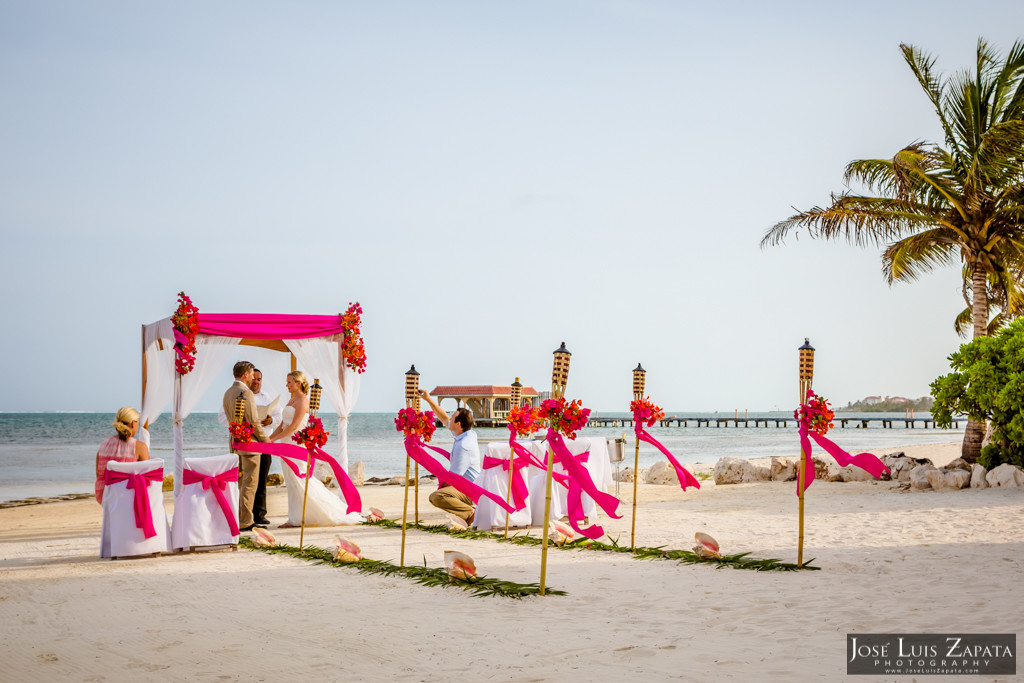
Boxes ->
[528,437,612,523]
[100,458,171,558]
[473,442,540,529]
[171,454,240,550]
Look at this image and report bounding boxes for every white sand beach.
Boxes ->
[1,442,1021,682]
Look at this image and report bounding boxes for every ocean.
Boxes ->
[0,412,964,502]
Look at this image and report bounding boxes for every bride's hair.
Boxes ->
[112,406,140,441]
[288,371,310,395]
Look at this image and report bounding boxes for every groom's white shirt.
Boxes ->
[218,386,283,431]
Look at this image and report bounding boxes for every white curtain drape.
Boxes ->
[284,336,360,473]
[172,334,241,494]
[137,318,175,447]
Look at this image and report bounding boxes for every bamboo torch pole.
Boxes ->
[299,378,322,550]
[630,363,645,550]
[503,378,523,538]
[400,365,419,567]
[797,339,814,567]
[540,342,571,596]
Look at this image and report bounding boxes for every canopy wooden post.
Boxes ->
[291,354,297,372]
[141,325,148,429]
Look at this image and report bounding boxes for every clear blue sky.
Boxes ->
[1,2,1021,414]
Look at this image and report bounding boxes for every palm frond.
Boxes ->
[882,229,959,283]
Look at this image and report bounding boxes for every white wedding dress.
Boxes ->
[279,405,363,526]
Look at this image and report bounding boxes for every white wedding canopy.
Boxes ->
[139,313,361,495]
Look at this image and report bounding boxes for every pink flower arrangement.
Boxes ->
[795,390,834,436]
[229,421,254,443]
[394,407,437,443]
[538,398,591,440]
[293,416,330,450]
[340,302,367,373]
[506,404,545,438]
[171,291,199,375]
[629,397,665,427]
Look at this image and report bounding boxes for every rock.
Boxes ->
[943,458,972,473]
[162,475,174,491]
[910,464,936,491]
[266,473,283,486]
[770,457,797,482]
[645,461,679,486]
[883,453,933,482]
[839,466,875,482]
[925,468,971,491]
[712,457,768,485]
[387,475,413,486]
[812,457,842,482]
[986,463,1024,488]
[349,461,365,486]
[614,467,641,483]
[970,464,988,489]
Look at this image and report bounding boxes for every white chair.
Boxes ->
[528,438,607,523]
[474,443,534,530]
[171,453,240,551]
[100,458,171,559]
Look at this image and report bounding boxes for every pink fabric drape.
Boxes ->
[198,313,344,340]
[797,428,890,495]
[403,436,514,513]
[632,419,701,491]
[233,441,362,515]
[182,467,240,536]
[104,468,163,539]
[545,429,622,540]
[481,453,531,512]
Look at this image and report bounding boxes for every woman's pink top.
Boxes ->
[95,435,137,503]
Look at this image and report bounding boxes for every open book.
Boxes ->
[257,396,280,421]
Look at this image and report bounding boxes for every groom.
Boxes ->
[223,361,269,531]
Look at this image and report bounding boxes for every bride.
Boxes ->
[268,370,362,527]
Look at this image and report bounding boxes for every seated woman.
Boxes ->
[95,406,150,504]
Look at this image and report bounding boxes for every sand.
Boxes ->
[1,441,1021,682]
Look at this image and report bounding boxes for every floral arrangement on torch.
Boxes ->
[538,398,591,440]
[229,421,254,443]
[629,397,665,426]
[171,291,199,375]
[795,390,834,436]
[506,404,545,438]
[340,302,367,373]
[394,407,437,443]
[293,417,330,450]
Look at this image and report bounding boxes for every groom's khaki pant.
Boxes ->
[237,452,260,528]
[429,486,475,523]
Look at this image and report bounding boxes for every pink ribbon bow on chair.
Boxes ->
[182,467,240,536]
[104,468,164,539]
[482,450,531,512]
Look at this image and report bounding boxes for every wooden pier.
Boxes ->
[582,416,960,430]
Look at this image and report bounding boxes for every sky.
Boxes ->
[1,1,1022,414]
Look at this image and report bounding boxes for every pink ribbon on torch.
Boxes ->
[545,429,622,539]
[233,441,362,515]
[796,427,890,495]
[182,467,240,535]
[104,467,163,539]
[632,417,701,491]
[403,436,514,513]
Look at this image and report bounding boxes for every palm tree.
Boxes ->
[762,39,1024,461]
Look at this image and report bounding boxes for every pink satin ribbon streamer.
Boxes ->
[403,436,514,514]
[104,468,163,539]
[182,467,240,536]
[632,420,701,491]
[233,441,362,515]
[796,428,890,495]
[545,429,622,540]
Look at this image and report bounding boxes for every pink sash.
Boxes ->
[632,419,701,491]
[233,441,362,515]
[797,428,890,494]
[104,467,163,539]
[403,436,514,513]
[481,451,531,512]
[545,429,622,539]
[182,467,240,536]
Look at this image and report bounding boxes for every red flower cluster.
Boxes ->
[629,397,665,427]
[538,398,591,440]
[507,404,544,438]
[795,390,835,436]
[229,421,254,443]
[340,302,367,374]
[172,291,199,375]
[394,407,437,442]
[293,416,330,450]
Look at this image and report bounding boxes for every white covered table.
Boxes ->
[474,441,545,530]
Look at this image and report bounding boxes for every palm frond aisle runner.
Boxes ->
[238,537,566,598]
[362,519,819,572]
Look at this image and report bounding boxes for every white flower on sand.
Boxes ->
[548,520,574,546]
[444,550,477,580]
[332,535,362,563]
[251,527,277,547]
[693,532,721,559]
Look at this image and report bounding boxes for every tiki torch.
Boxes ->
[503,377,523,538]
[797,339,814,567]
[540,342,571,595]
[400,364,419,567]
[630,362,645,549]
[298,377,322,550]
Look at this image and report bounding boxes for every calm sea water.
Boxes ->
[0,412,964,502]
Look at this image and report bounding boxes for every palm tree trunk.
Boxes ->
[962,263,989,462]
